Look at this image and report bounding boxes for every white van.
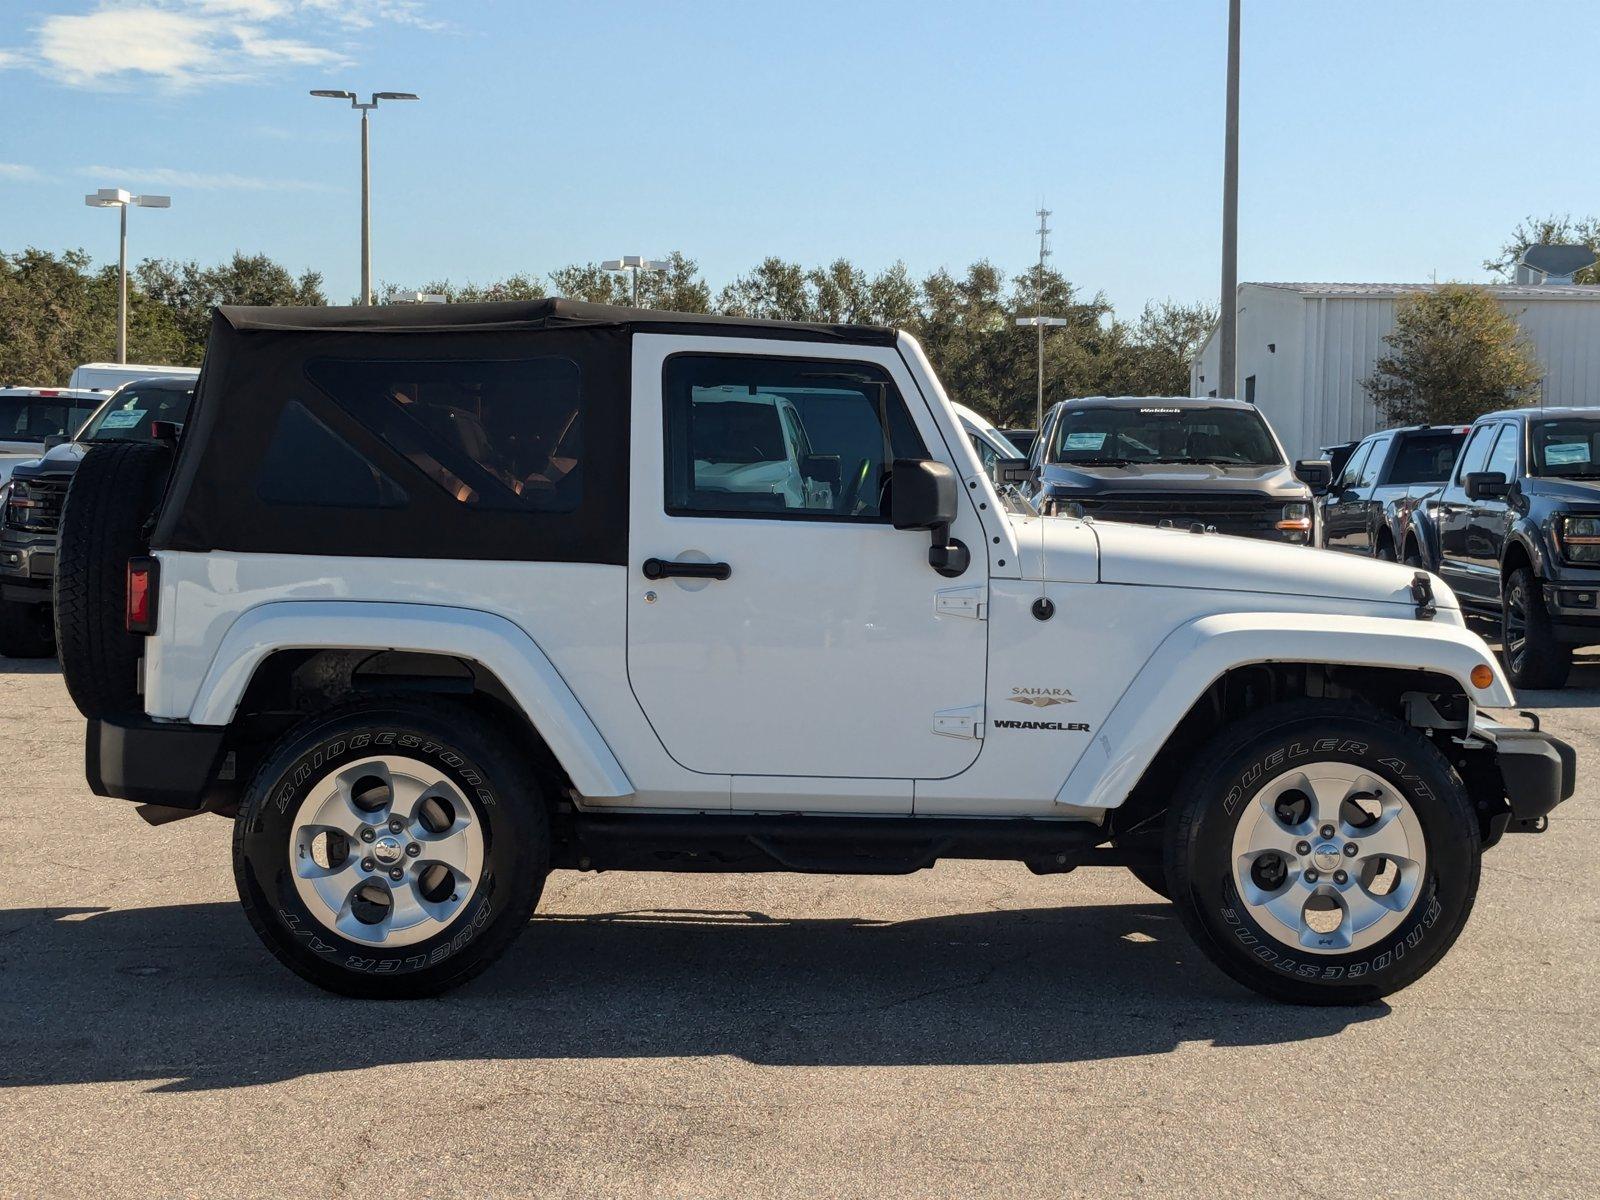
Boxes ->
[67,363,199,392]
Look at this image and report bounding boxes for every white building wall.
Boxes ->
[1193,284,1600,459]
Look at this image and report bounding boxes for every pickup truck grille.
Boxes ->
[6,478,69,534]
[1073,493,1283,537]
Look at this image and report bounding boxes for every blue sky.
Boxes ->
[3,0,1598,314]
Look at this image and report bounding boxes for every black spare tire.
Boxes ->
[54,441,173,719]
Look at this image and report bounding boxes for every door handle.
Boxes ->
[642,557,732,581]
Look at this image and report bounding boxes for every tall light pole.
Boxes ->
[602,256,668,305]
[1218,0,1241,398]
[1016,207,1069,429]
[84,188,170,364]
[311,89,419,305]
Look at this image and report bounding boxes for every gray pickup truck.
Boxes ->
[1318,424,1469,563]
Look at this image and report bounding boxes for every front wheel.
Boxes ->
[1502,568,1572,689]
[233,699,549,997]
[1166,700,1480,1005]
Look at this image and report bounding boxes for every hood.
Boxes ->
[1039,460,1308,498]
[1521,476,1600,505]
[10,440,85,482]
[1012,513,1452,610]
[0,450,44,487]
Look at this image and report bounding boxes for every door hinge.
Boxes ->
[933,705,984,740]
[935,585,986,620]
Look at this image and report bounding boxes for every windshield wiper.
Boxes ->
[1145,455,1263,465]
[1065,457,1137,466]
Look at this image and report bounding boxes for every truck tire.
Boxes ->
[0,597,54,658]
[1166,699,1480,1005]
[1501,568,1571,690]
[233,699,550,998]
[53,441,172,718]
[1126,863,1171,901]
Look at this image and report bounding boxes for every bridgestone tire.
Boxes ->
[53,441,173,718]
[1502,568,1572,690]
[1166,699,1480,1005]
[0,597,54,659]
[233,700,550,998]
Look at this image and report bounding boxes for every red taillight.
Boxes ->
[126,556,158,634]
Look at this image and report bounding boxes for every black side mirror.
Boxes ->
[802,453,841,487]
[892,458,969,578]
[997,457,1030,486]
[1465,471,1509,501]
[42,435,67,452]
[1294,458,1333,493]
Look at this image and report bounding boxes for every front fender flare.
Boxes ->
[188,600,634,799]
[1055,611,1512,811]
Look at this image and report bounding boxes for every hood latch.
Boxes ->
[1411,571,1437,621]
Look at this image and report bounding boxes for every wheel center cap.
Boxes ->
[372,836,404,865]
[1311,842,1342,873]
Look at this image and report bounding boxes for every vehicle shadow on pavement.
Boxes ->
[0,899,1386,1092]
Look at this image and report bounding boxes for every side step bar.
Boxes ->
[560,812,1139,876]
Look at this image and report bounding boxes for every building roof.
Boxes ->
[216,297,898,345]
[1248,282,1600,301]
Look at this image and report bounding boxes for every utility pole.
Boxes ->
[1015,207,1069,429]
[84,188,171,363]
[1218,0,1241,398]
[602,256,668,305]
[311,90,419,305]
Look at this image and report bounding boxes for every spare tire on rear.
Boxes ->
[54,441,173,719]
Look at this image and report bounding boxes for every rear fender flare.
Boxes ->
[1055,611,1512,811]
[188,600,633,799]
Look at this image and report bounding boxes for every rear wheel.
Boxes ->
[1502,567,1571,690]
[53,441,173,717]
[1167,700,1480,1005]
[0,597,53,658]
[233,699,549,998]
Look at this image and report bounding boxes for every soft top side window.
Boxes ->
[663,354,926,522]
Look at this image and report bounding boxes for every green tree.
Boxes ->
[137,252,326,363]
[1122,299,1219,396]
[1485,214,1600,283]
[1363,284,1541,424]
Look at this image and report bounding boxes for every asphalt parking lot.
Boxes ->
[0,656,1594,1199]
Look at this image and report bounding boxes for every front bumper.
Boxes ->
[86,717,227,809]
[0,532,57,599]
[1477,716,1577,832]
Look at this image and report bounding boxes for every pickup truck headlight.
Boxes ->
[1276,501,1312,541]
[1557,515,1600,563]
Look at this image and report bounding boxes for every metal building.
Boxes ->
[1190,281,1600,458]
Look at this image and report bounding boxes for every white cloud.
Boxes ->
[27,1,437,89]
[0,163,46,181]
[0,49,24,70]
[83,164,335,192]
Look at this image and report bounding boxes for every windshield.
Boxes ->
[1050,404,1282,466]
[79,386,193,443]
[0,396,98,443]
[1530,418,1600,478]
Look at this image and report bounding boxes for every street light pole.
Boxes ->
[1016,208,1069,429]
[1218,0,1241,398]
[84,187,171,364]
[311,90,419,305]
[602,256,668,306]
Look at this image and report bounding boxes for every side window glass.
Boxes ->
[970,431,998,472]
[1336,442,1371,491]
[256,400,408,509]
[1355,437,1388,487]
[307,357,584,512]
[663,354,927,521]
[1031,410,1055,467]
[1484,424,1519,481]
[1454,425,1496,484]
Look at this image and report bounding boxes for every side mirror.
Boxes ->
[1294,458,1333,493]
[802,453,841,487]
[1465,471,1509,501]
[42,435,67,452]
[998,457,1030,486]
[149,420,183,443]
[892,458,969,578]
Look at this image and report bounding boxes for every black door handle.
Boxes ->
[642,557,731,581]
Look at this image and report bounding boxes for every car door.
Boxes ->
[1464,422,1519,592]
[625,335,990,792]
[1321,439,1372,552]
[1350,433,1391,554]
[1436,422,1498,596]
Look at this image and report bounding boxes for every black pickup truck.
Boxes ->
[1410,407,1600,689]
[1318,424,1469,562]
[0,377,192,657]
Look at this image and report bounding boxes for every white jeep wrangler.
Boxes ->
[56,299,1575,1004]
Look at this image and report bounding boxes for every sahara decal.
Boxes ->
[1008,686,1076,707]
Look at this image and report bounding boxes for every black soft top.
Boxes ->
[217,298,897,345]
